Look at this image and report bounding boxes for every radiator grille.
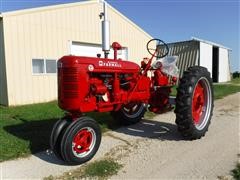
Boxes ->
[63,75,78,82]
[63,84,79,91]
[59,67,80,99]
[63,92,79,98]
[62,67,78,74]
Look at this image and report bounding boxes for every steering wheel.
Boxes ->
[146,38,169,58]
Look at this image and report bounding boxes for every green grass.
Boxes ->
[231,77,240,84]
[0,102,64,161]
[144,111,156,119]
[214,77,239,99]
[0,102,114,162]
[45,159,122,180]
[232,163,240,180]
[170,86,177,96]
[84,159,122,178]
[213,84,240,99]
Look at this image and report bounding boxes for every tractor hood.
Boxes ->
[58,55,140,73]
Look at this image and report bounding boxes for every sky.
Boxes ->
[0,0,239,72]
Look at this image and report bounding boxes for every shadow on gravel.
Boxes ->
[115,119,185,141]
[34,151,66,165]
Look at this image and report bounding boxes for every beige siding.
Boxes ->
[0,18,8,105]
[2,1,152,106]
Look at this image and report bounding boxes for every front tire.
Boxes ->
[50,118,70,160]
[175,66,213,139]
[111,103,146,125]
[60,117,101,165]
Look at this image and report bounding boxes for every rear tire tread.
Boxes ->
[175,66,214,140]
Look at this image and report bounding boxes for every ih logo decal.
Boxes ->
[98,60,122,68]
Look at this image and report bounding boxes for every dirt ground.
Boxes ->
[1,93,239,179]
[110,92,240,179]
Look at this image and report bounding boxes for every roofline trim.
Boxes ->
[167,39,196,45]
[191,37,231,50]
[1,0,98,17]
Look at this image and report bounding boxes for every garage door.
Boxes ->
[71,42,128,60]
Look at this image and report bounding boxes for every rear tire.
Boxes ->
[175,66,213,139]
[60,117,101,165]
[111,103,146,125]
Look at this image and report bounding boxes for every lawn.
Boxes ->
[231,77,240,84]
[0,102,114,162]
[0,81,239,162]
[0,102,64,161]
[214,77,239,99]
[214,84,240,99]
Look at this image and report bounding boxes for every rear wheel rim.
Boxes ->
[72,127,96,158]
[122,103,144,118]
[192,77,212,130]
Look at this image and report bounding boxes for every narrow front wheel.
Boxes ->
[50,118,70,160]
[60,117,101,165]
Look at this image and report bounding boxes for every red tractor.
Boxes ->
[50,39,213,165]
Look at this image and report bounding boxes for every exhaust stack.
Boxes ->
[100,0,110,58]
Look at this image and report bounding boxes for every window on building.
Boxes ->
[32,59,44,74]
[32,59,57,74]
[46,60,57,73]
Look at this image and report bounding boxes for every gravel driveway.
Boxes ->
[111,92,240,179]
[1,93,239,179]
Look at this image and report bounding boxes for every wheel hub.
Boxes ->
[192,82,205,124]
[73,128,93,154]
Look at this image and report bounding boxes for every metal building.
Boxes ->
[0,1,152,106]
[165,37,231,83]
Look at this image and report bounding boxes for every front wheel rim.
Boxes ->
[192,77,212,130]
[72,127,96,158]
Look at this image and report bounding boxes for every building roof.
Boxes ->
[167,37,231,51]
[0,0,152,39]
[1,0,95,16]
[192,37,231,50]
